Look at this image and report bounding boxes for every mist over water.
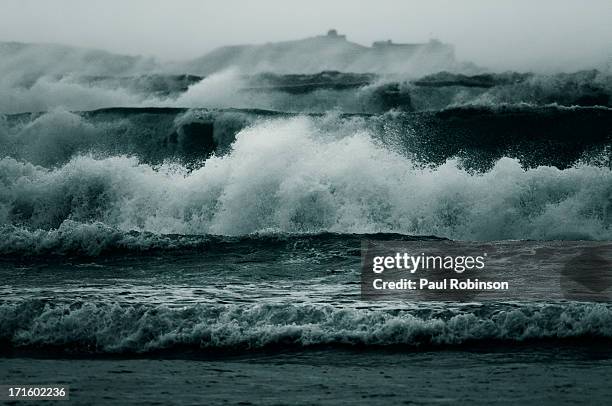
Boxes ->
[1,0,610,71]
[1,0,610,114]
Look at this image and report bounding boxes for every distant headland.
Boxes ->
[183,29,458,75]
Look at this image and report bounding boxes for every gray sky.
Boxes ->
[1,0,610,71]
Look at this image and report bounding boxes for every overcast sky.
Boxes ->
[0,0,610,71]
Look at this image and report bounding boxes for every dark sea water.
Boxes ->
[2,238,612,404]
[2,237,612,404]
[1,67,612,404]
[3,347,612,405]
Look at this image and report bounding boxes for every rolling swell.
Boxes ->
[0,222,437,257]
[0,108,253,167]
[1,300,611,354]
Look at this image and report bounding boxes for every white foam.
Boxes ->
[2,301,611,352]
[1,116,611,240]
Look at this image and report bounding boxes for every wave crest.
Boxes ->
[2,301,611,353]
[1,116,612,241]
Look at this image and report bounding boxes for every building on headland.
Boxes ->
[321,29,347,41]
[371,37,455,64]
[372,39,419,49]
[317,29,455,61]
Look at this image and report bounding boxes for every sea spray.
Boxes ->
[0,117,611,241]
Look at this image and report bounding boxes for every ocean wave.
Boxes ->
[0,42,160,114]
[0,221,429,257]
[2,106,611,169]
[1,51,609,115]
[410,70,612,110]
[0,107,253,166]
[165,69,612,114]
[0,221,204,256]
[1,300,610,353]
[1,115,612,242]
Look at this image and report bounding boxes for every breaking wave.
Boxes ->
[3,106,611,168]
[1,300,611,354]
[1,116,611,247]
[1,43,610,115]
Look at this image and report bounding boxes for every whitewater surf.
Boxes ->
[0,15,611,405]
